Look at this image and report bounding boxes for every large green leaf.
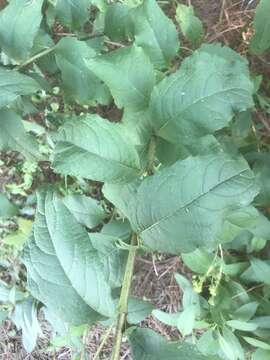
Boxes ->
[53,114,141,183]
[250,0,270,54]
[87,45,155,112]
[55,37,109,105]
[104,3,133,41]
[130,0,179,69]
[0,0,44,62]
[0,109,40,160]
[0,68,40,109]
[129,328,220,360]
[23,190,118,324]
[55,0,92,30]
[104,153,258,254]
[150,44,254,143]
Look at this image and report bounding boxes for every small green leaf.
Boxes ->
[0,193,18,217]
[130,0,179,69]
[152,309,179,327]
[127,297,154,324]
[0,109,41,160]
[53,115,141,183]
[55,37,110,105]
[252,349,270,360]
[251,259,270,285]
[4,218,33,248]
[0,0,44,62]
[129,327,221,359]
[182,249,215,274]
[0,68,40,109]
[54,0,92,30]
[218,328,244,360]
[104,3,133,41]
[62,194,106,229]
[226,320,258,332]
[243,337,270,350]
[233,302,258,321]
[176,4,204,46]
[177,305,196,336]
[250,0,270,54]
[11,299,42,353]
[87,45,155,112]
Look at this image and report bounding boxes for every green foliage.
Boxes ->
[0,0,270,358]
[176,4,204,46]
[250,0,270,54]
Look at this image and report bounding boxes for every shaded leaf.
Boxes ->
[127,297,154,324]
[131,0,179,69]
[87,45,155,112]
[250,0,270,54]
[0,109,40,160]
[129,327,221,359]
[176,4,204,46]
[0,68,40,109]
[55,0,92,30]
[55,37,109,105]
[53,115,141,183]
[0,193,18,217]
[62,194,106,229]
[0,0,44,62]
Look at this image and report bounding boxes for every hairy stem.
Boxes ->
[111,234,137,360]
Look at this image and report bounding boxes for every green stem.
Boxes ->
[93,324,114,360]
[111,234,137,360]
[15,46,57,71]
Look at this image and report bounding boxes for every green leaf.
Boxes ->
[233,302,258,321]
[243,337,270,350]
[104,153,258,254]
[218,328,244,360]
[87,45,155,112]
[251,316,270,329]
[250,0,270,54]
[22,189,117,324]
[53,114,141,183]
[0,109,40,160]
[0,193,18,217]
[0,0,44,62]
[55,37,109,105]
[0,67,40,109]
[177,305,196,336]
[226,320,258,332]
[250,259,270,286]
[150,44,254,143]
[90,233,127,288]
[130,0,179,69]
[11,299,42,353]
[152,309,179,327]
[182,249,215,274]
[54,0,92,30]
[129,327,221,359]
[127,297,154,324]
[62,194,106,229]
[104,3,133,41]
[252,349,270,360]
[4,218,33,248]
[176,4,204,46]
[101,219,132,242]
